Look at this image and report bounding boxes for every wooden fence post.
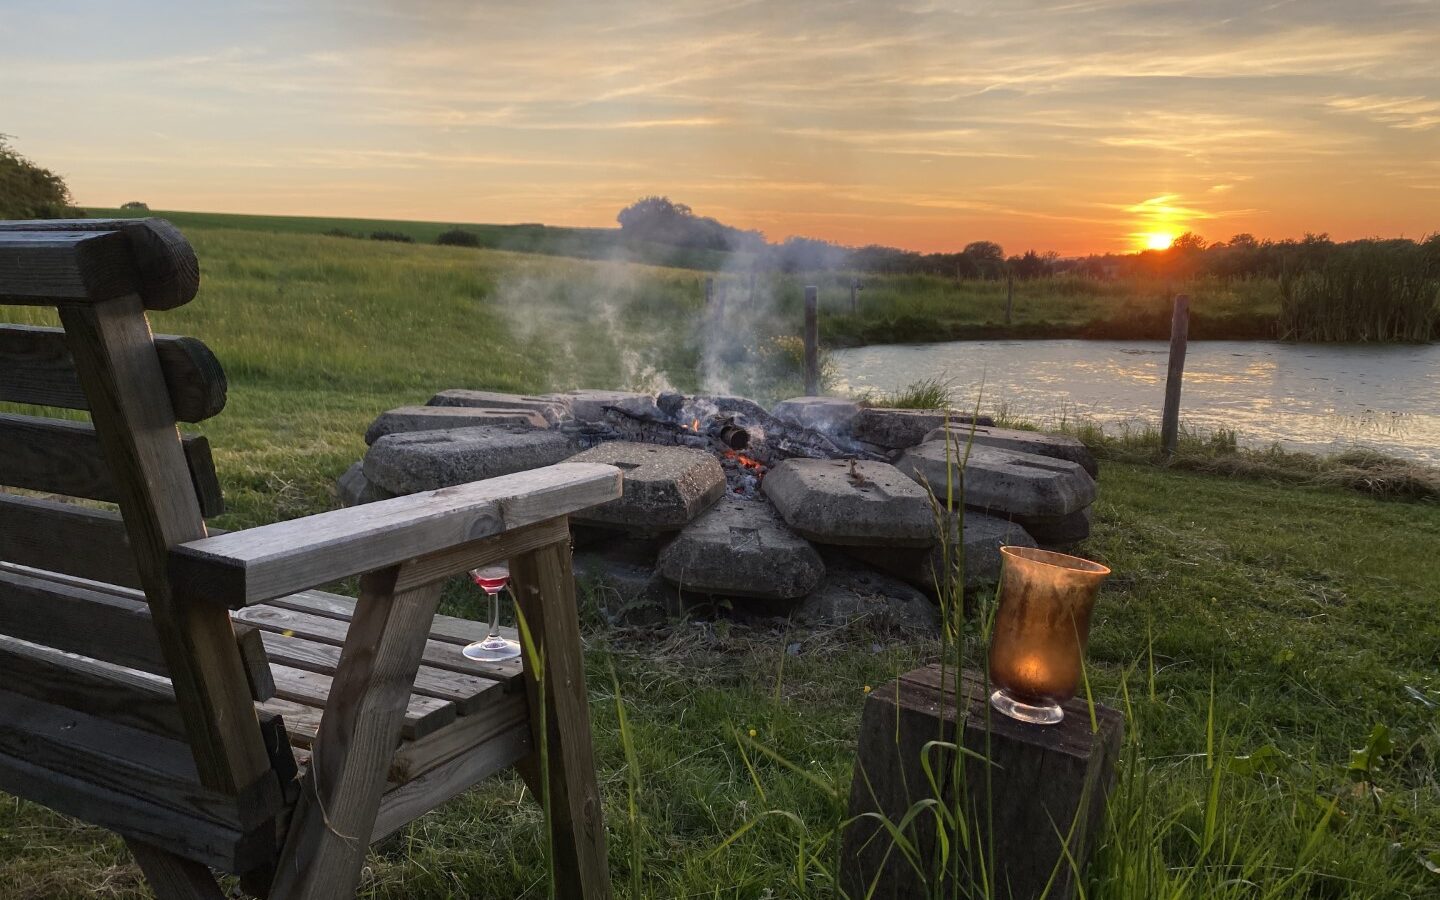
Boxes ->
[803,285,819,396]
[1160,293,1190,457]
[850,277,859,315]
[704,276,714,310]
[1005,270,1015,326]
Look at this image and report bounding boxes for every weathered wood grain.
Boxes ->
[269,660,456,741]
[372,721,531,843]
[0,632,185,739]
[388,690,528,783]
[268,566,445,900]
[0,412,224,516]
[127,840,228,900]
[510,538,612,899]
[59,297,274,803]
[234,601,522,686]
[0,218,199,309]
[257,629,503,715]
[170,463,621,608]
[393,516,571,592]
[0,687,267,874]
[0,324,227,422]
[0,561,276,702]
[0,493,141,587]
[839,665,1124,900]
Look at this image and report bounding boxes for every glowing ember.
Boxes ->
[690,418,700,431]
[723,450,765,472]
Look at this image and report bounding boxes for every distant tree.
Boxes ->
[1008,250,1051,279]
[962,240,1004,261]
[0,135,74,218]
[120,201,149,211]
[1226,233,1258,250]
[616,196,765,253]
[1171,232,1209,253]
[369,230,414,243]
[436,228,481,248]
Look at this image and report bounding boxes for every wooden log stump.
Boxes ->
[840,665,1123,900]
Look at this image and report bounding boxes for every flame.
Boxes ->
[690,418,700,431]
[723,450,765,472]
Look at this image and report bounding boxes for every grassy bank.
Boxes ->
[2,225,1438,897]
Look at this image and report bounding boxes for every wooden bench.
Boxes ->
[0,218,617,899]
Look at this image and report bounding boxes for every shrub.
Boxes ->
[436,228,481,248]
[0,135,74,218]
[323,228,360,239]
[120,201,149,211]
[368,230,414,243]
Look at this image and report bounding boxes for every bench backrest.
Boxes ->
[0,219,278,803]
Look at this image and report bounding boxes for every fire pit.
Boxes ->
[338,388,1101,629]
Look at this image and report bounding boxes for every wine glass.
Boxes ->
[463,564,521,661]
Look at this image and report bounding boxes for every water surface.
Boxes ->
[831,340,1440,464]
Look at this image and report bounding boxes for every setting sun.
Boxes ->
[1143,233,1175,251]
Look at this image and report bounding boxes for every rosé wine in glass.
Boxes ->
[463,564,521,662]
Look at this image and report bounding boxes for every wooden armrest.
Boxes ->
[169,463,621,609]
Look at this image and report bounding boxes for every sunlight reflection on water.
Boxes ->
[831,340,1440,464]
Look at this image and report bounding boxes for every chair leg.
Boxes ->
[511,538,613,900]
[268,567,445,900]
[127,839,226,900]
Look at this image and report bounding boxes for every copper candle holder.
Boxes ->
[988,546,1110,725]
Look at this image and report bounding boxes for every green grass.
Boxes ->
[2,226,1438,897]
[91,206,736,272]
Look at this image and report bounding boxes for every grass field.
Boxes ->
[2,223,1438,897]
[93,208,1300,345]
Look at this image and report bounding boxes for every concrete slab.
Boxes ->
[924,423,1098,477]
[853,408,995,450]
[794,553,938,633]
[363,425,576,494]
[896,441,1097,523]
[566,441,724,531]
[771,396,862,435]
[851,510,1037,592]
[763,459,936,548]
[657,498,824,599]
[561,389,657,422]
[1023,506,1093,548]
[426,389,568,424]
[365,405,547,444]
[335,461,394,507]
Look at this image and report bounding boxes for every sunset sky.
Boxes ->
[2,0,1437,255]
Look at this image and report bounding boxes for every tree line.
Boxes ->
[616,196,1440,280]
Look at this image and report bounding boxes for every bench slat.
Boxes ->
[258,630,503,715]
[0,493,141,588]
[0,633,184,739]
[235,602,522,686]
[0,412,224,516]
[263,589,522,676]
[0,324,227,423]
[171,463,622,608]
[0,689,271,873]
[0,562,277,702]
[268,662,455,741]
[0,219,199,309]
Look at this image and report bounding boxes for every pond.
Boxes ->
[831,340,1440,464]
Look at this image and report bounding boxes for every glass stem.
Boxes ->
[486,589,503,640]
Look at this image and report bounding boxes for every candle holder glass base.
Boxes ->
[990,688,1064,725]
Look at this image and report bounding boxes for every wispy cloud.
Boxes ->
[1,0,1435,252]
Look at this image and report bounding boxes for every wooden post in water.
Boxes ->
[1005,270,1015,326]
[803,285,820,396]
[1160,293,1190,457]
